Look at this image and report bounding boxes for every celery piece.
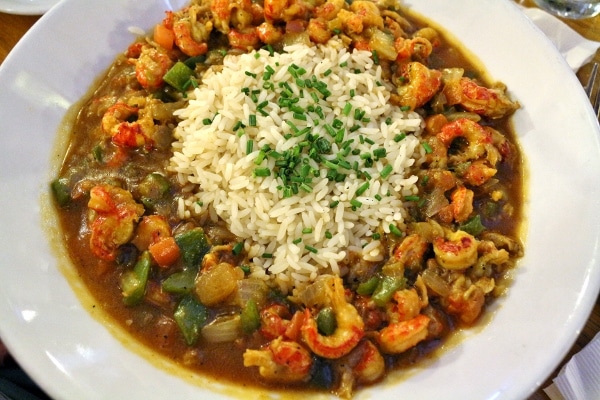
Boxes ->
[138,172,170,211]
[121,251,152,306]
[50,178,71,207]
[162,267,198,294]
[372,275,406,307]
[240,299,260,334]
[174,295,208,345]
[356,276,380,296]
[163,61,194,92]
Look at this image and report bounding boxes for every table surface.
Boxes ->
[1,2,599,400]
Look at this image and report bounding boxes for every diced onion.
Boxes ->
[297,275,334,307]
[235,278,269,308]
[201,315,241,343]
[421,269,451,297]
[369,29,397,61]
[423,188,448,218]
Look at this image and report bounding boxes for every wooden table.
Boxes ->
[1,3,599,400]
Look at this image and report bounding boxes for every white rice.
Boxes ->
[169,39,425,293]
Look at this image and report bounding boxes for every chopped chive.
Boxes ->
[305,245,318,254]
[351,199,362,207]
[324,69,332,76]
[343,102,352,116]
[354,109,365,120]
[245,71,257,78]
[249,114,257,126]
[324,124,336,136]
[356,182,370,196]
[285,120,299,133]
[339,61,348,68]
[202,118,212,125]
[372,50,379,65]
[374,194,382,201]
[254,52,261,59]
[389,224,403,237]
[300,183,312,192]
[350,89,355,97]
[329,200,340,208]
[324,159,339,170]
[232,242,244,255]
[254,167,271,177]
[372,233,381,240]
[404,195,420,202]
[262,253,273,258]
[422,142,433,154]
[380,164,393,178]
[338,159,352,170]
[233,120,244,131]
[394,133,406,142]
[246,140,254,154]
[293,238,302,244]
[310,92,320,103]
[315,106,324,119]
[302,227,313,234]
[325,230,333,239]
[239,264,251,274]
[400,105,411,111]
[373,148,387,159]
[293,112,307,121]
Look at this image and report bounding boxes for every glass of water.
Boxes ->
[532,0,600,18]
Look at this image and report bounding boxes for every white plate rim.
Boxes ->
[0,1,599,399]
[0,0,60,15]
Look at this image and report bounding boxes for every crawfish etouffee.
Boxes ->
[51,0,524,397]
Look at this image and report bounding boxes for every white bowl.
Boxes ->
[0,1,599,399]
[0,0,60,15]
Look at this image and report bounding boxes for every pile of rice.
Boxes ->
[170,39,425,293]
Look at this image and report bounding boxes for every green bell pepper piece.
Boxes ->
[121,251,152,306]
[174,295,208,345]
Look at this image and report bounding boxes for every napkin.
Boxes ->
[543,331,600,400]
[520,6,600,71]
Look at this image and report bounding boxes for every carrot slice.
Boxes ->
[149,236,180,267]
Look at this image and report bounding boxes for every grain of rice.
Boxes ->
[170,39,424,292]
